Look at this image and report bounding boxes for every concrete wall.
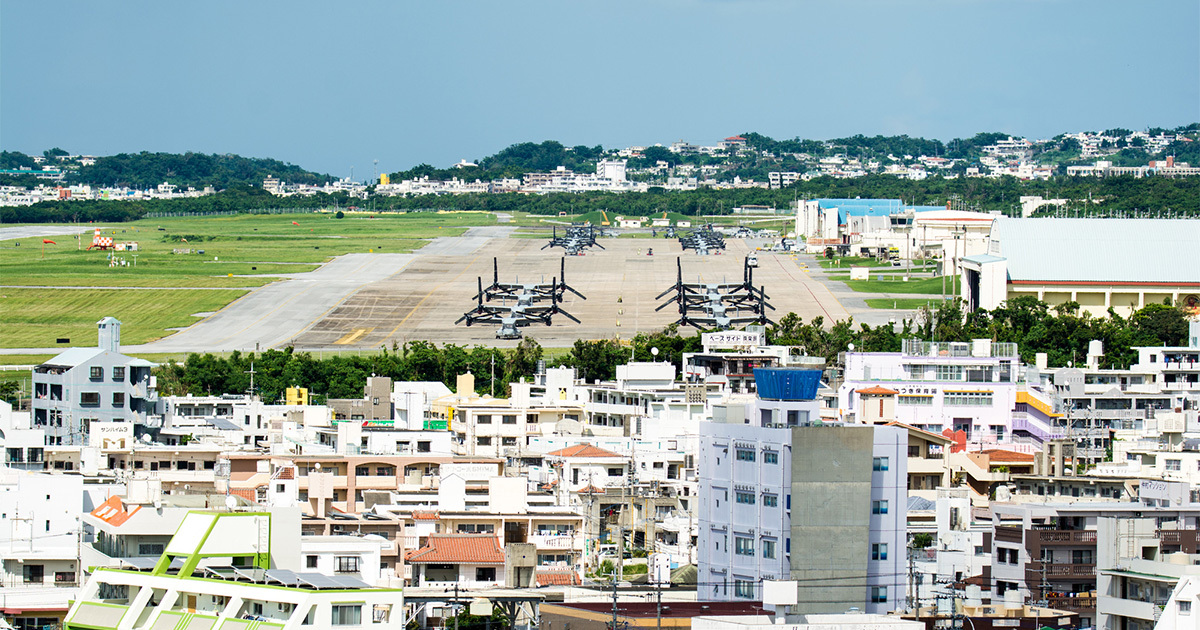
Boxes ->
[788,426,872,615]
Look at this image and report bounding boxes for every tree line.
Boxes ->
[146,299,1191,404]
[5,171,1197,225]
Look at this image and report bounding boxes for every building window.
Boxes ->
[944,391,993,406]
[502,437,517,446]
[762,540,776,559]
[306,555,318,568]
[376,466,394,476]
[607,467,623,476]
[90,367,103,380]
[477,415,491,424]
[112,392,125,407]
[80,392,100,407]
[873,457,888,471]
[1166,459,1181,471]
[112,366,125,381]
[735,491,756,505]
[734,536,754,556]
[935,366,964,381]
[477,436,492,446]
[23,564,44,583]
[476,567,496,581]
[872,543,888,560]
[899,395,933,406]
[1179,600,1192,614]
[871,586,888,603]
[763,494,778,507]
[763,451,778,464]
[735,449,756,462]
[331,605,361,626]
[734,579,754,599]
[335,556,360,574]
[872,500,888,514]
[502,415,517,425]
[138,543,164,556]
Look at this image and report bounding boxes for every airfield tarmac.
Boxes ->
[282,233,851,349]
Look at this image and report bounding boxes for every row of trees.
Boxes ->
[6,171,1196,225]
[150,300,1191,404]
[0,150,331,189]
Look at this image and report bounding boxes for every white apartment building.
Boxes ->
[839,339,1061,452]
[699,421,906,614]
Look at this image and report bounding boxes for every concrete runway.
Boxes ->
[121,254,420,353]
[0,226,868,354]
[287,235,851,349]
[0,226,92,242]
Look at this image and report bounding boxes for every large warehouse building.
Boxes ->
[960,218,1200,316]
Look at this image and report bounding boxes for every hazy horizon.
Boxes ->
[3,0,1197,178]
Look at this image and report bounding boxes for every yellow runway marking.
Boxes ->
[379,251,487,345]
[334,328,374,345]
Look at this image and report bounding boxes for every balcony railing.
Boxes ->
[1032,530,1097,545]
[1046,596,1096,611]
[995,526,1023,543]
[1027,562,1096,579]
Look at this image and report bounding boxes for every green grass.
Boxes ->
[0,211,500,348]
[842,276,950,294]
[0,212,492,287]
[865,297,951,310]
[819,256,900,269]
[0,287,249,348]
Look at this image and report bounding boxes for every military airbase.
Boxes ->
[0,214,863,354]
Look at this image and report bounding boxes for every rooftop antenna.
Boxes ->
[245,362,257,399]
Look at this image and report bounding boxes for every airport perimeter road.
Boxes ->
[121,253,419,353]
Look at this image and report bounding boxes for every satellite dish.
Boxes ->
[225,495,238,510]
[651,347,659,357]
[847,343,855,351]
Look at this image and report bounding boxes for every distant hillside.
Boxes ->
[73,152,331,189]
[389,140,605,182]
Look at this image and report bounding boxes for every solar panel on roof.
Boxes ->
[264,569,302,586]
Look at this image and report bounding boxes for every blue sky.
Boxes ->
[2,0,1197,178]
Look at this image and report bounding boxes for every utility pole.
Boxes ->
[655,581,662,630]
[453,582,460,630]
[610,571,620,630]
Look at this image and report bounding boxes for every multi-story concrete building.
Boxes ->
[990,487,1200,629]
[0,468,85,630]
[32,318,158,445]
[66,511,405,630]
[698,420,906,614]
[840,339,1061,452]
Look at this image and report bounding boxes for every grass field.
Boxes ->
[0,287,249,348]
[842,276,950,294]
[864,297,951,310]
[819,256,938,271]
[0,211,497,348]
[0,212,488,288]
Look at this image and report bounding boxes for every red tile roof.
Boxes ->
[547,444,623,459]
[229,488,259,504]
[537,569,581,586]
[856,386,899,395]
[578,483,606,495]
[274,467,294,480]
[406,534,506,565]
[412,510,440,521]
[981,449,1035,463]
